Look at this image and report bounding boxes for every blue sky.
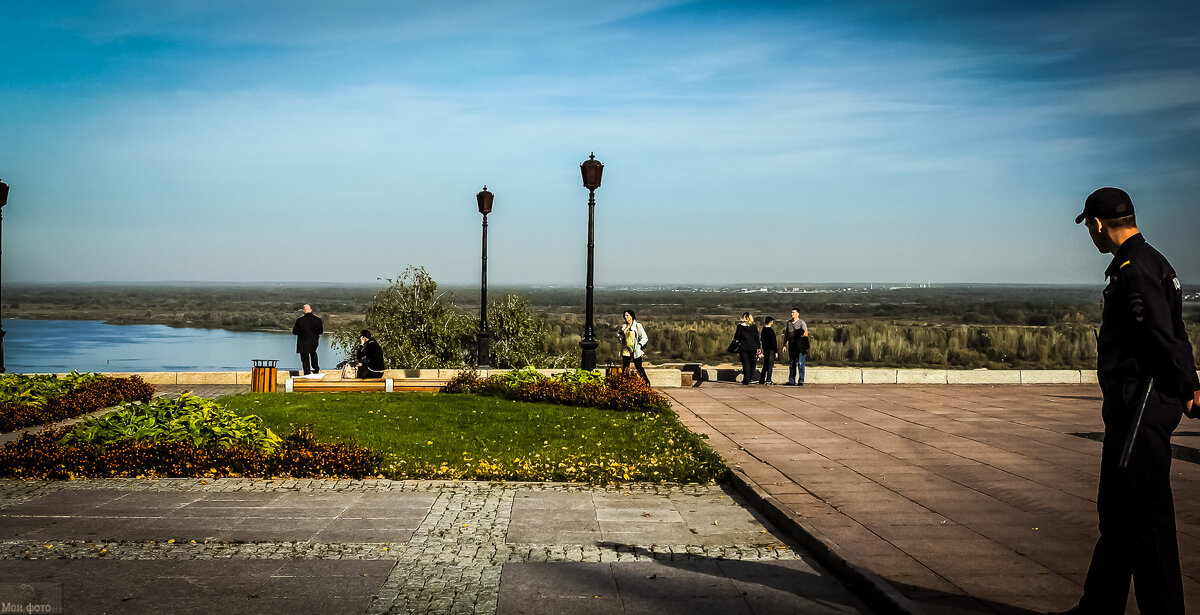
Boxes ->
[2,0,1197,285]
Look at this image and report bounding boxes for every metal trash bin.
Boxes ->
[251,359,278,393]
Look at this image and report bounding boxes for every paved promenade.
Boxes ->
[0,479,868,614]
[667,383,1200,614]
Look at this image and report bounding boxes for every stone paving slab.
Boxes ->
[666,383,1200,614]
[1,559,393,614]
[0,479,869,614]
[497,559,867,614]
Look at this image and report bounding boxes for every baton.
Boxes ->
[1118,377,1154,469]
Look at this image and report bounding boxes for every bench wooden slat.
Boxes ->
[287,378,447,393]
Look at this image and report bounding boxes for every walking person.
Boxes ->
[292,304,324,376]
[732,312,761,386]
[759,317,778,385]
[618,310,650,384]
[783,308,809,386]
[1051,187,1200,615]
[355,330,385,379]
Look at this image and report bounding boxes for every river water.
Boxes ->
[1,319,340,373]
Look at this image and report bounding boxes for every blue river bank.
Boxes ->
[2,319,339,373]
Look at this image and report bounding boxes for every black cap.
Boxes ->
[1076,187,1135,224]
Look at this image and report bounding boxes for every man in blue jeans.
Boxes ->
[783,308,808,386]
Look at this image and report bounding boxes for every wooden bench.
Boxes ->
[285,378,447,393]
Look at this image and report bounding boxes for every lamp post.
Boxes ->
[476,186,494,369]
[0,178,8,373]
[579,154,603,370]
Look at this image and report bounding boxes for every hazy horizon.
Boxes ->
[0,279,1125,291]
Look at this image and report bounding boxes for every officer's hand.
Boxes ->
[1187,391,1200,419]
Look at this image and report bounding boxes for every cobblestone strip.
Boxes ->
[0,480,58,507]
[2,478,707,501]
[367,485,515,615]
[0,540,398,561]
[0,538,798,565]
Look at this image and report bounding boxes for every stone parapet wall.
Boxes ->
[76,367,684,388]
[41,368,1197,387]
[698,367,1188,385]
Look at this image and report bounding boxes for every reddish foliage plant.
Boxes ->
[0,376,155,433]
[0,424,381,480]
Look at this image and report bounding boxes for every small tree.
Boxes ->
[486,294,547,368]
[333,267,565,370]
[335,266,473,369]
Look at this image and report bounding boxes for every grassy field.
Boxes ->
[220,392,726,484]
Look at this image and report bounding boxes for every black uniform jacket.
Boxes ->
[292,313,324,353]
[1098,233,1200,401]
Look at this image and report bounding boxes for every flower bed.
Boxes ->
[0,373,155,432]
[0,426,380,480]
[441,367,671,413]
[62,393,282,453]
[0,394,381,480]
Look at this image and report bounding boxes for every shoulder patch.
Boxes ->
[1174,277,1182,291]
[1119,260,1131,269]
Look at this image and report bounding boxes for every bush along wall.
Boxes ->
[441,367,672,413]
[0,374,155,433]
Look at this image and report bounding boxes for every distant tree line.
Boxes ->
[7,280,1198,371]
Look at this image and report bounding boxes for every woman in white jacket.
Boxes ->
[618,310,650,384]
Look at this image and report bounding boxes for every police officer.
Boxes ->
[1053,188,1200,614]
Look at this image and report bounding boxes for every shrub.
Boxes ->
[498,366,548,388]
[440,368,483,394]
[444,367,671,413]
[332,266,475,369]
[267,425,381,478]
[601,370,672,413]
[0,372,103,408]
[61,393,282,454]
[0,424,380,480]
[514,379,607,408]
[550,369,604,386]
[0,375,154,433]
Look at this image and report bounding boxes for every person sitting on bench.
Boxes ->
[355,330,385,379]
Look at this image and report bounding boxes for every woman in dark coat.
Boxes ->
[355,330,385,379]
[733,312,761,385]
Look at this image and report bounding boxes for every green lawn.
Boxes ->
[220,392,726,484]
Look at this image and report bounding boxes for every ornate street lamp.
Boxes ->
[0,178,8,373]
[579,154,603,370]
[476,186,494,369]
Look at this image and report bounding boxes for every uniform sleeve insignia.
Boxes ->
[1130,293,1146,322]
[1119,260,1131,269]
[1174,277,1182,291]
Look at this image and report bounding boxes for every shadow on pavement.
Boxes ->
[891,581,1049,615]
[497,541,872,614]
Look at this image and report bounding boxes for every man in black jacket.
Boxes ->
[1051,187,1200,615]
[292,304,323,375]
